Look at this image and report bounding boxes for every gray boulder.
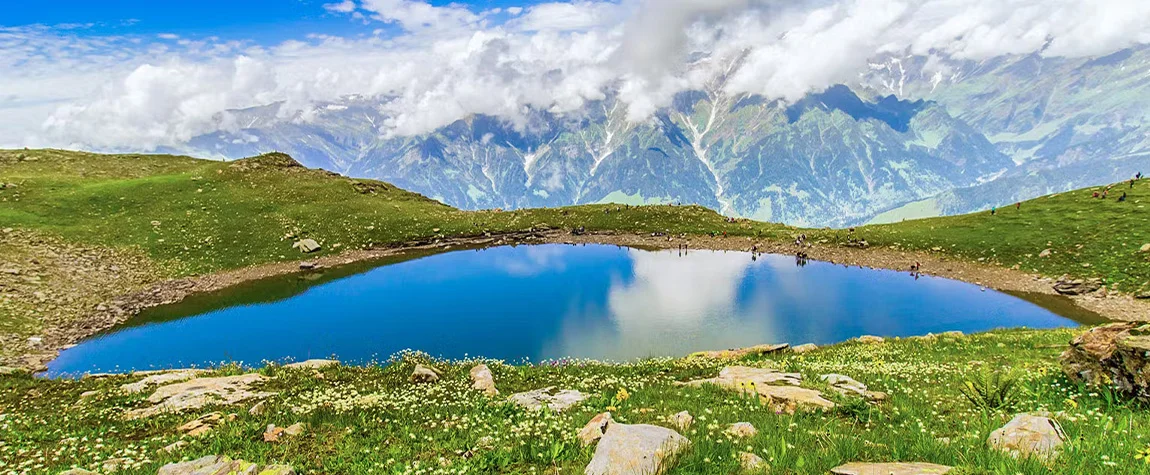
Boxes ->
[1061,322,1150,400]
[584,423,689,475]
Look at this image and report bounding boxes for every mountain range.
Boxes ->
[174,46,1150,227]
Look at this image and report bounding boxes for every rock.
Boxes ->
[725,422,758,438]
[160,440,187,454]
[248,400,267,416]
[830,462,952,474]
[284,359,338,369]
[179,412,224,437]
[79,390,99,399]
[1060,322,1150,399]
[292,239,321,253]
[410,364,441,383]
[584,423,689,475]
[988,413,1066,460]
[738,452,767,472]
[578,412,614,446]
[669,411,693,431]
[509,387,589,412]
[27,336,42,347]
[284,422,307,436]
[821,374,888,401]
[791,343,818,354]
[1039,248,1053,258]
[1053,277,1102,295]
[120,369,207,394]
[58,469,98,475]
[469,364,499,396]
[856,335,885,344]
[682,366,833,413]
[101,458,131,472]
[689,343,789,360]
[1141,243,1150,253]
[158,456,294,475]
[125,374,275,419]
[299,261,318,270]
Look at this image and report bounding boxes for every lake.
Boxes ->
[45,244,1100,376]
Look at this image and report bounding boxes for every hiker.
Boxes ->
[991,206,996,216]
[1132,179,1137,189]
[1119,192,1127,202]
[1093,191,1100,198]
[1015,202,1021,210]
[1138,172,1144,180]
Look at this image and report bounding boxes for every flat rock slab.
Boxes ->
[988,413,1066,460]
[510,387,588,412]
[821,374,888,401]
[585,423,689,475]
[126,374,275,419]
[682,366,833,412]
[121,370,208,394]
[158,455,295,475]
[689,343,789,360]
[283,359,339,369]
[830,462,952,475]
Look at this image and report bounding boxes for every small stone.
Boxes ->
[299,261,318,270]
[264,425,286,442]
[249,400,267,416]
[160,440,187,454]
[821,374,887,401]
[725,422,758,438]
[179,412,223,437]
[79,390,99,399]
[469,364,499,396]
[791,343,818,354]
[830,462,952,474]
[1140,243,1150,253]
[292,239,321,253]
[59,469,98,475]
[578,412,614,446]
[584,423,689,475]
[669,411,694,431]
[988,413,1066,461]
[856,335,885,344]
[1039,248,1053,258]
[410,364,441,384]
[738,452,767,472]
[284,422,307,436]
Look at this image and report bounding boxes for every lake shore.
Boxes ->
[7,229,1148,373]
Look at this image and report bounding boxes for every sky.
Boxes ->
[2,0,1149,151]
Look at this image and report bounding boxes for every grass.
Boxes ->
[2,329,1149,474]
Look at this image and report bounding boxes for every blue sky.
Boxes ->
[2,0,548,43]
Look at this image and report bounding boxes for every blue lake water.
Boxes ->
[45,244,1098,376]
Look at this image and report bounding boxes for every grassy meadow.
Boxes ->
[3,329,1149,474]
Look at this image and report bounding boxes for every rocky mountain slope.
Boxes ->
[177,47,1150,226]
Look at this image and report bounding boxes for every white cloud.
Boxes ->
[324,1,357,14]
[3,0,1149,151]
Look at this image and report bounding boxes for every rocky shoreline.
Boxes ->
[7,229,1149,373]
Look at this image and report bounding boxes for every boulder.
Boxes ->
[469,364,499,396]
[669,411,694,431]
[738,452,767,472]
[1140,243,1150,253]
[830,462,952,474]
[1053,277,1102,295]
[158,456,295,475]
[725,422,757,438]
[689,343,789,360]
[821,374,888,401]
[509,387,588,412]
[410,364,441,384]
[682,366,833,413]
[125,374,275,419]
[284,359,338,369]
[856,335,885,344]
[791,343,818,354]
[584,423,689,475]
[988,413,1066,460]
[1060,322,1150,399]
[578,412,614,446]
[292,239,321,253]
